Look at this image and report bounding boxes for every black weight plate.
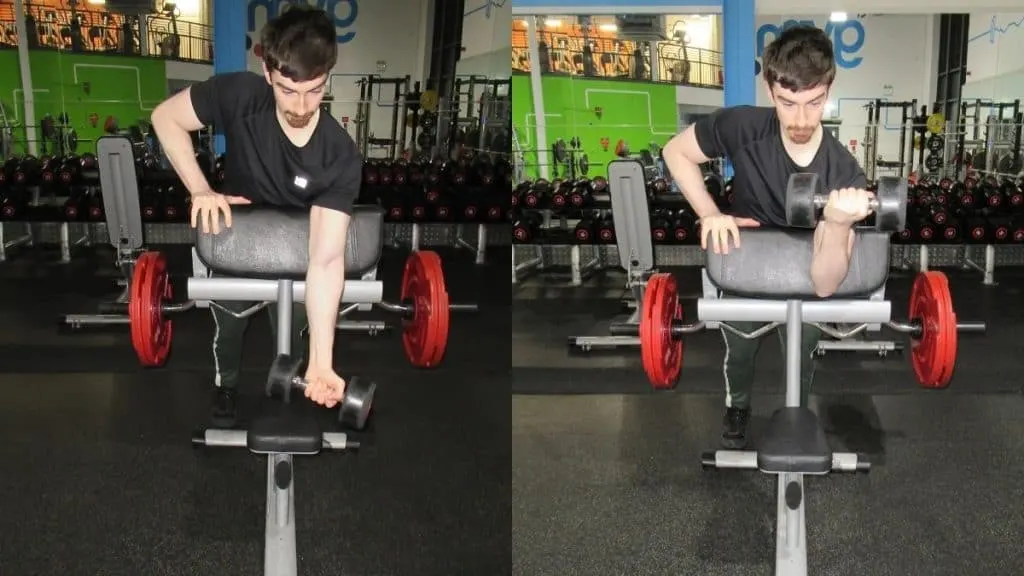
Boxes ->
[266,354,304,400]
[578,153,589,176]
[785,172,820,228]
[875,176,908,232]
[339,376,375,430]
[927,134,944,153]
[553,139,568,163]
[925,154,943,171]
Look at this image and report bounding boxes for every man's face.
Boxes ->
[768,83,829,145]
[264,66,328,129]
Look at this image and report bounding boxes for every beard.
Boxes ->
[787,127,814,144]
[284,111,315,128]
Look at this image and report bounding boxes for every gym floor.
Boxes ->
[512,263,1024,576]
[0,244,511,576]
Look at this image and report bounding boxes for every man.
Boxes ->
[661,25,873,449]
[150,6,358,426]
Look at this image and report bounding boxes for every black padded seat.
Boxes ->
[757,407,832,474]
[705,228,890,299]
[247,412,322,455]
[195,205,385,279]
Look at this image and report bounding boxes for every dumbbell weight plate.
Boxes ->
[639,273,684,389]
[784,172,820,228]
[339,376,376,430]
[874,176,908,232]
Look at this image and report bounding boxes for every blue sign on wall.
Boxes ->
[754,19,865,74]
[247,0,359,45]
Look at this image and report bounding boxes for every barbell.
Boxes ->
[126,250,478,369]
[612,271,985,390]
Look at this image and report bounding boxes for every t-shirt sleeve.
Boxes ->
[188,72,265,127]
[313,135,362,215]
[830,146,869,190]
[692,106,769,160]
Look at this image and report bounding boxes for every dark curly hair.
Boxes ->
[260,5,337,82]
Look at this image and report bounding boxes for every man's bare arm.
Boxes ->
[150,87,211,195]
[810,221,856,297]
[305,205,349,369]
[661,126,722,219]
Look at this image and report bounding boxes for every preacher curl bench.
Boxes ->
[615,226,983,575]
[185,204,389,576]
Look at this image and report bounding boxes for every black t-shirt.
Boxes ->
[693,106,867,227]
[189,71,361,215]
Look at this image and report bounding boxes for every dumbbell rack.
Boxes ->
[62,137,146,328]
[568,160,655,351]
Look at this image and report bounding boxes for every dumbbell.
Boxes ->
[266,354,376,430]
[785,172,908,232]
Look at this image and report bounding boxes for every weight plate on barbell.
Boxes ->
[909,271,957,388]
[553,138,568,163]
[578,153,589,176]
[130,251,173,367]
[926,134,944,153]
[639,273,684,389]
[400,250,450,368]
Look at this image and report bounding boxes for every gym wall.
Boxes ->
[512,75,677,180]
[751,15,936,167]
[962,13,1024,101]
[0,51,166,156]
[244,0,434,145]
[458,0,512,79]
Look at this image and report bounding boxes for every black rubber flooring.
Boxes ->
[512,264,1024,576]
[0,244,511,576]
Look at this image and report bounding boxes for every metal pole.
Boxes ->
[14,0,37,156]
[526,16,549,180]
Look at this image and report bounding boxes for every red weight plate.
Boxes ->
[129,251,173,367]
[401,251,450,367]
[640,274,684,389]
[908,271,957,388]
[639,273,664,387]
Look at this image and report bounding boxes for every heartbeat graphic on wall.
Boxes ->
[465,0,505,19]
[968,15,1024,44]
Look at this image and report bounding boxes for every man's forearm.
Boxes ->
[151,113,209,195]
[663,142,720,218]
[305,259,345,368]
[810,221,854,297]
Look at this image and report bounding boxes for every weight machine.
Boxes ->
[567,161,657,351]
[550,137,590,180]
[62,137,163,329]
[956,99,1022,179]
[436,77,510,159]
[863,99,917,181]
[353,75,412,160]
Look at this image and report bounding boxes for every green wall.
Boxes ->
[0,51,167,156]
[512,73,680,180]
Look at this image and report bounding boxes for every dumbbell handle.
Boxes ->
[812,196,880,210]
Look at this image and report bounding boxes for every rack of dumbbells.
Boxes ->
[359,152,511,264]
[0,153,100,262]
